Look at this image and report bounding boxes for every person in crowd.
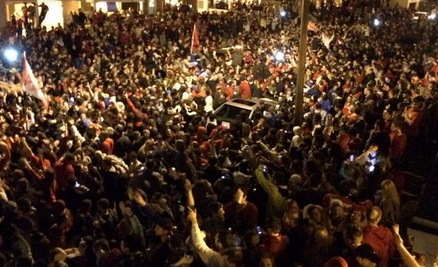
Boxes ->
[353,244,381,267]
[388,119,407,161]
[243,230,262,267]
[224,188,259,236]
[362,207,395,267]
[379,180,400,225]
[187,207,244,267]
[260,253,276,267]
[38,3,49,26]
[259,217,289,259]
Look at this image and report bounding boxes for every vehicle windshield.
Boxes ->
[215,105,251,121]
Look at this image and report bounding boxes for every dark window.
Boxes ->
[215,105,251,120]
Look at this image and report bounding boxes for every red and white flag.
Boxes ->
[307,21,319,32]
[21,53,47,107]
[191,24,200,54]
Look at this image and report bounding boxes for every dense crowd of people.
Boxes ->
[0,0,438,266]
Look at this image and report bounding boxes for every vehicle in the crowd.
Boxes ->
[412,11,428,20]
[213,97,279,126]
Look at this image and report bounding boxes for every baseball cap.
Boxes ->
[354,244,380,264]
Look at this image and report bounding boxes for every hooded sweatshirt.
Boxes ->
[363,225,395,267]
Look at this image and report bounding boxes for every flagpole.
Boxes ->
[295,0,310,126]
[191,24,195,54]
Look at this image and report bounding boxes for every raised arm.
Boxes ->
[187,207,222,264]
[254,165,279,197]
[20,137,34,158]
[209,137,217,158]
[256,140,280,163]
[184,178,195,208]
[393,225,421,267]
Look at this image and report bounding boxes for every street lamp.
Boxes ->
[373,18,380,27]
[275,51,285,62]
[280,10,287,17]
[4,48,19,63]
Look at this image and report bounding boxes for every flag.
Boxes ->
[21,53,47,107]
[322,33,334,49]
[191,24,200,54]
[308,21,319,32]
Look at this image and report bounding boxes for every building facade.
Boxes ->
[0,0,241,30]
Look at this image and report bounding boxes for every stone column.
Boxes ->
[0,0,7,30]
[156,0,164,12]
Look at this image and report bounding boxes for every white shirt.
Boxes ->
[191,223,228,267]
[182,92,190,100]
[204,95,213,113]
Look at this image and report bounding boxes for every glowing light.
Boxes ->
[428,14,436,20]
[275,51,285,62]
[373,19,380,26]
[280,10,286,17]
[4,48,18,62]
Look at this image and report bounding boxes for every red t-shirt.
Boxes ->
[260,234,288,258]
[102,138,114,155]
[54,162,75,190]
[32,154,51,171]
[389,131,407,159]
[224,201,258,234]
[405,108,422,137]
[239,81,252,99]
[226,86,234,101]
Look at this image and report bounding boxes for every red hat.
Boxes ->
[324,257,349,267]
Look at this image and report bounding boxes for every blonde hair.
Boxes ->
[381,179,400,208]
[367,206,382,224]
[293,126,302,135]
